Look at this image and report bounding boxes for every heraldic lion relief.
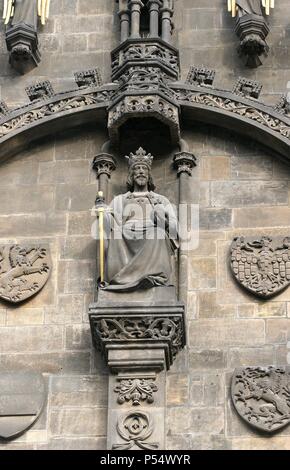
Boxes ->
[232,367,290,433]
[230,236,290,299]
[0,245,51,304]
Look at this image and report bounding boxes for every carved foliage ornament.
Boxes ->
[96,316,184,358]
[230,236,290,299]
[0,244,51,303]
[0,90,113,139]
[113,411,159,450]
[174,89,290,140]
[115,377,158,406]
[232,367,290,433]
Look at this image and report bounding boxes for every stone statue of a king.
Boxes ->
[96,148,179,292]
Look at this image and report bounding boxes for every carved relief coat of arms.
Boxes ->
[0,245,51,304]
[232,367,290,433]
[230,236,290,298]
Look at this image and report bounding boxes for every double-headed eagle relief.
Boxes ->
[230,236,290,299]
[232,367,290,433]
[0,245,51,304]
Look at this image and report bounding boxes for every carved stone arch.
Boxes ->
[0,81,290,165]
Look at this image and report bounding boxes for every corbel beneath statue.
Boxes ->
[227,0,274,68]
[2,0,51,74]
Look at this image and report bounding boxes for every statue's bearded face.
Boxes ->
[132,164,149,187]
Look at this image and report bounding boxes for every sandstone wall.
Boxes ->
[0,0,290,450]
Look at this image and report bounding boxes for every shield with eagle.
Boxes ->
[0,244,51,304]
[231,367,290,433]
[230,236,290,299]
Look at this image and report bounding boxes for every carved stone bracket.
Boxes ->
[235,14,270,68]
[108,93,180,145]
[173,151,197,177]
[26,81,55,102]
[232,77,263,99]
[5,23,41,74]
[74,69,103,88]
[111,38,180,82]
[89,299,185,372]
[92,153,117,178]
[186,66,215,87]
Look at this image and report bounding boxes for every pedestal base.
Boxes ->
[88,287,185,450]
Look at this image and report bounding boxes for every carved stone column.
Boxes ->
[148,0,162,38]
[118,0,130,43]
[129,0,144,39]
[173,150,197,304]
[92,153,116,202]
[161,0,174,43]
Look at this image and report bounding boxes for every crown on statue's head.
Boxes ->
[126,147,154,169]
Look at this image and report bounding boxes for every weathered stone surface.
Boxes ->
[228,346,275,368]
[39,161,90,185]
[231,437,290,451]
[50,375,108,407]
[234,206,290,228]
[37,437,106,450]
[65,325,92,351]
[0,186,54,214]
[266,319,290,344]
[50,407,107,436]
[211,181,288,207]
[0,0,290,452]
[0,214,66,238]
[167,407,224,434]
[198,291,236,318]
[201,156,230,180]
[200,208,232,230]
[188,257,217,289]
[167,374,189,406]
[189,349,227,370]
[60,237,96,261]
[6,308,44,326]
[0,326,63,353]
[189,319,265,348]
[230,156,273,180]
[0,352,91,374]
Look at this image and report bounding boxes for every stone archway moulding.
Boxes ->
[0,78,290,162]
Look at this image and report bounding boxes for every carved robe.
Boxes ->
[236,0,263,17]
[11,0,38,29]
[102,191,178,292]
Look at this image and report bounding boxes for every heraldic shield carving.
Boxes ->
[231,367,290,433]
[230,236,290,299]
[0,372,46,440]
[0,245,51,304]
